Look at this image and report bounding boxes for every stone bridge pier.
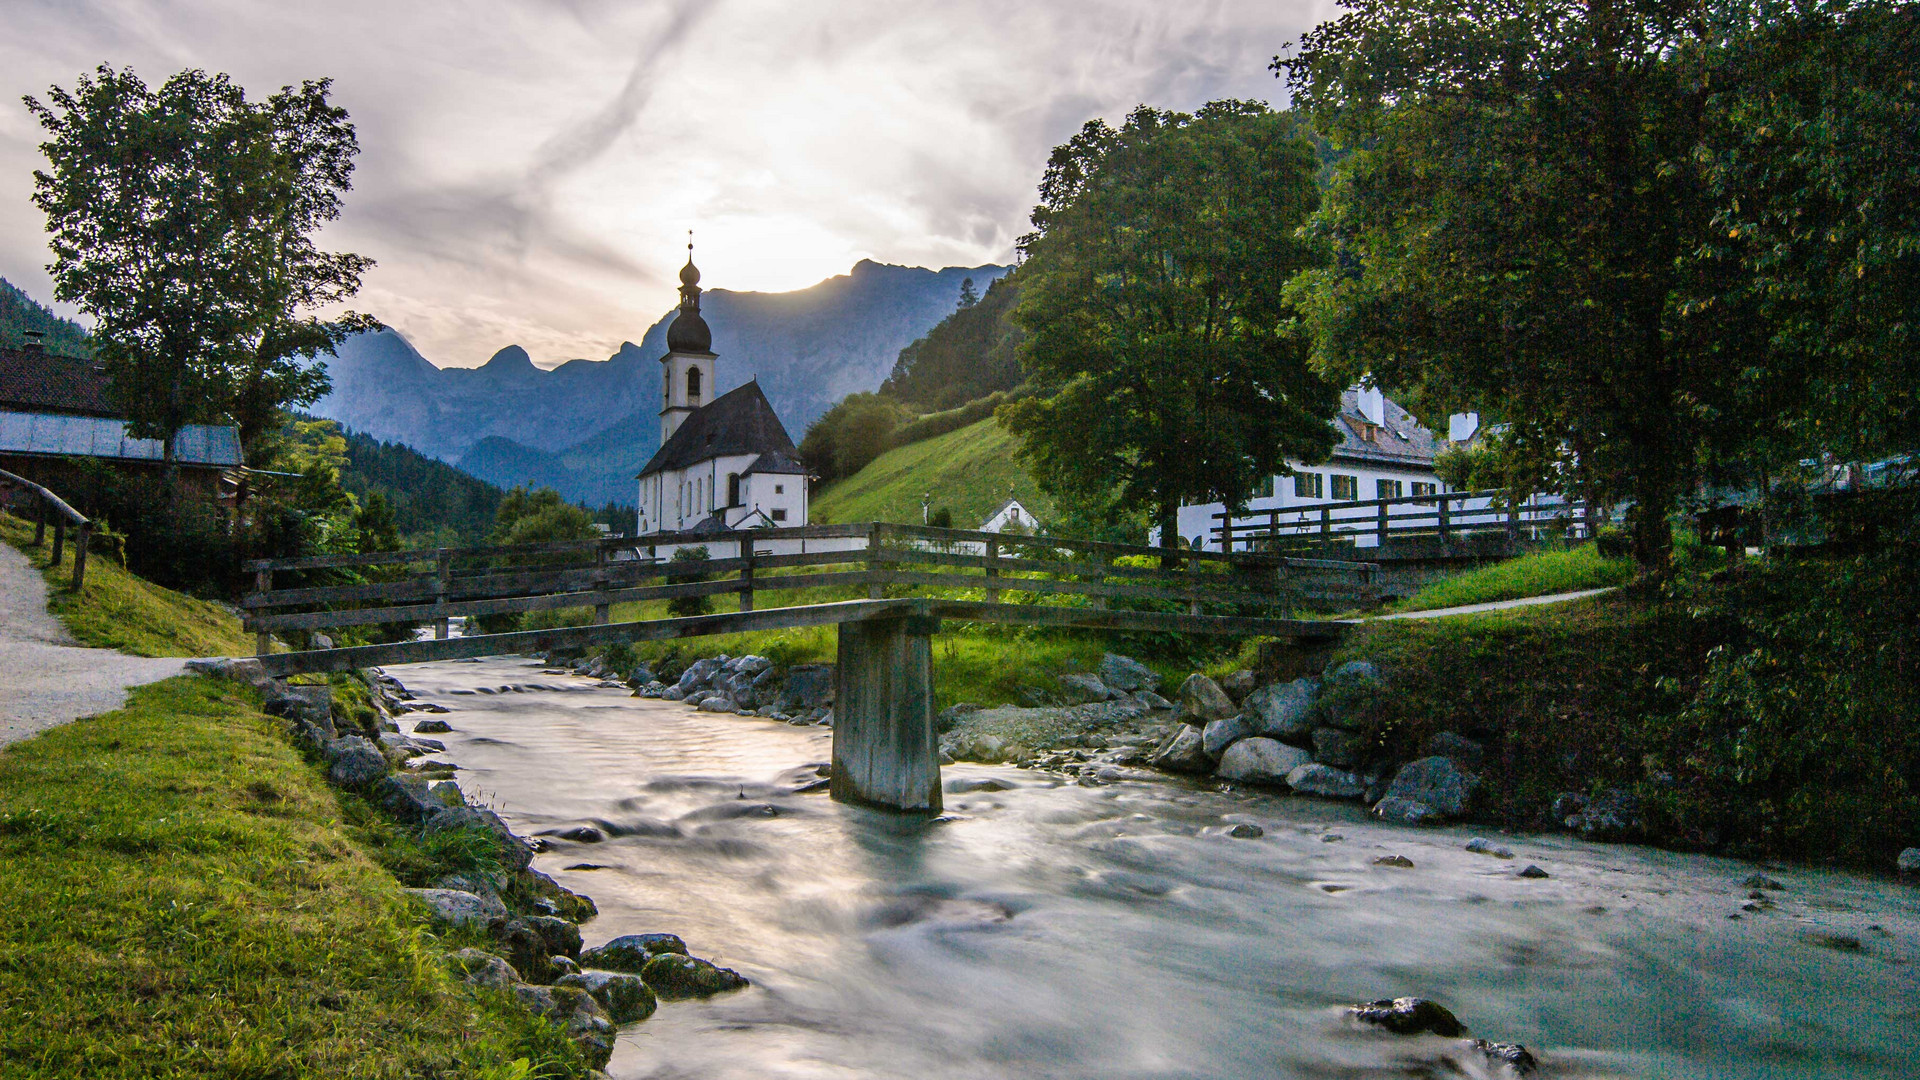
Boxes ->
[830,604,942,815]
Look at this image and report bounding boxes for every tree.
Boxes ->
[489,486,598,548]
[1001,101,1338,551]
[957,277,980,309]
[26,66,374,468]
[797,392,913,485]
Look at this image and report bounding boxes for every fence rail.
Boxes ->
[1211,488,1598,552]
[243,520,1379,654]
[0,468,91,591]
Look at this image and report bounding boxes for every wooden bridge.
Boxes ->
[243,522,1370,814]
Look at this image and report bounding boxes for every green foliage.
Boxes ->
[1004,101,1338,545]
[797,392,915,485]
[880,274,1027,411]
[888,388,1022,449]
[335,424,505,546]
[0,276,90,354]
[811,416,1054,530]
[666,545,714,618]
[489,486,596,548]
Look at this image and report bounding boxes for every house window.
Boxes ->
[727,473,741,507]
[1253,475,1276,499]
[1295,472,1323,499]
[771,508,788,522]
[1331,474,1358,500]
[687,366,702,401]
[1377,479,1404,500]
[1412,481,1438,503]
[774,484,784,494]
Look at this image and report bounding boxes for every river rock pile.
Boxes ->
[631,654,836,724]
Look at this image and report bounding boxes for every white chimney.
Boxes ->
[1448,412,1480,443]
[1355,385,1385,425]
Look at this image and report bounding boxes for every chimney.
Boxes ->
[1449,412,1480,443]
[1355,384,1385,426]
[21,330,45,354]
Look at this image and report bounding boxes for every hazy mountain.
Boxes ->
[312,259,1009,503]
[1,277,91,355]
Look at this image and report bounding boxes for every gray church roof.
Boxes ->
[637,380,801,479]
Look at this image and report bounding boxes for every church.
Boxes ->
[635,249,809,536]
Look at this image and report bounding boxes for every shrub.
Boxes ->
[666,546,714,618]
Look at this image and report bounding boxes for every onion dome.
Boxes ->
[666,235,711,352]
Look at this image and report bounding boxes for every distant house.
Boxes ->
[980,497,1037,534]
[635,252,808,536]
[0,336,242,500]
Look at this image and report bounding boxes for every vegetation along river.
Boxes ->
[396,656,1918,1079]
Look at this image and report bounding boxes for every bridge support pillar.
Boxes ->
[830,608,942,814]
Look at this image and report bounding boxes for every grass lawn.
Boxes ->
[0,676,578,1079]
[811,416,1053,528]
[1388,542,1634,613]
[0,511,251,658]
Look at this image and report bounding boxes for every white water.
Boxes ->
[398,657,1919,1079]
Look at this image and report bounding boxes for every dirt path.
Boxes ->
[1367,586,1616,621]
[0,542,185,748]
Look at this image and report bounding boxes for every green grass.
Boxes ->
[0,511,250,658]
[1388,542,1634,613]
[0,676,581,1079]
[811,416,1053,528]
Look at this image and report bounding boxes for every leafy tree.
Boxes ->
[666,546,714,618]
[957,277,980,309]
[880,274,1026,411]
[489,486,597,548]
[26,66,374,468]
[797,392,913,485]
[1000,101,1338,551]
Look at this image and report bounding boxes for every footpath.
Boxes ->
[0,540,183,747]
[1367,587,1616,622]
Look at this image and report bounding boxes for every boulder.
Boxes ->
[1148,725,1211,774]
[1228,823,1265,838]
[406,888,507,928]
[1373,796,1443,826]
[1312,727,1365,769]
[1518,865,1550,879]
[550,954,581,978]
[512,984,617,1069]
[578,933,689,973]
[1244,678,1317,742]
[1099,653,1160,693]
[448,947,520,988]
[1286,763,1368,800]
[1217,669,1257,702]
[424,805,535,871]
[1132,690,1173,710]
[675,658,722,695]
[378,731,440,758]
[696,694,737,713]
[1348,997,1465,1037]
[1324,659,1382,689]
[377,774,443,822]
[1472,1040,1539,1077]
[185,656,276,693]
[1383,756,1479,818]
[516,867,599,922]
[780,664,835,710]
[495,920,563,984]
[432,870,508,897]
[1176,674,1237,725]
[1567,788,1642,840]
[639,953,750,1000]
[1200,715,1255,759]
[524,914,584,959]
[1427,731,1485,769]
[1215,738,1313,784]
[1057,672,1116,704]
[1900,848,1920,876]
[733,654,773,676]
[559,969,659,1023]
[325,736,388,786]
[267,683,336,737]
[412,718,454,734]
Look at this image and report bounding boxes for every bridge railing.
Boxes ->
[241,521,1379,654]
[1210,488,1597,553]
[0,467,92,591]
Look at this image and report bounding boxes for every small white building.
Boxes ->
[635,252,809,537]
[980,497,1038,534]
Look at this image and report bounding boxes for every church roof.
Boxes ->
[637,380,800,479]
[745,449,807,476]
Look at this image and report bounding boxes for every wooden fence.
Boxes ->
[0,467,91,590]
[1211,488,1597,552]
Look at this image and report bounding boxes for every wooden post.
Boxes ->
[50,517,65,567]
[434,551,451,640]
[71,521,89,592]
[1320,506,1331,546]
[255,566,273,656]
[1506,499,1519,541]
[593,545,610,625]
[985,535,1000,605]
[1188,553,1203,617]
[1437,494,1451,543]
[738,536,755,612]
[1376,500,1388,547]
[866,525,884,600]
[830,608,942,814]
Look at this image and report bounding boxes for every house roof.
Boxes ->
[0,347,118,417]
[744,449,807,476]
[0,411,242,467]
[1326,390,1444,469]
[637,380,800,479]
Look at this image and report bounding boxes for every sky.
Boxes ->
[0,0,1330,368]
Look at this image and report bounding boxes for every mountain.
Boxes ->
[1,277,91,355]
[311,259,1010,503]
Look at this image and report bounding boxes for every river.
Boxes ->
[395,656,1918,1079]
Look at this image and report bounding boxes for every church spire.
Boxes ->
[665,230,712,354]
[678,231,701,311]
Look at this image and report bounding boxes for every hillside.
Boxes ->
[879,272,1024,411]
[811,416,1052,528]
[337,427,505,544]
[1,277,91,355]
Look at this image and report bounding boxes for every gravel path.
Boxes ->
[0,541,186,748]
[1368,586,1616,621]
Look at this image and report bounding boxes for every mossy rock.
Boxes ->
[639,953,750,1000]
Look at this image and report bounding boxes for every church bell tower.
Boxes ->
[659,236,716,443]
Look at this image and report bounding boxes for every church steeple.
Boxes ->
[659,232,717,442]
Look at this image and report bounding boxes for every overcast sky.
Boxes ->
[0,0,1327,367]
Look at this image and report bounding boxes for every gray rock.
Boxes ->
[1374,854,1415,868]
[559,969,658,1023]
[639,953,750,1000]
[675,658,722,695]
[377,731,438,758]
[1372,796,1443,825]
[1464,837,1515,859]
[524,914,584,959]
[412,718,453,734]
[1228,823,1265,838]
[186,656,276,693]
[424,805,535,871]
[1286,763,1367,800]
[1244,678,1318,742]
[1348,996,1465,1037]
[1176,673,1237,724]
[550,954,580,978]
[406,888,506,928]
[1900,848,1920,875]
[1324,659,1382,689]
[265,683,335,736]
[1427,731,1485,769]
[377,774,443,822]
[660,686,687,701]
[780,664,835,710]
[1383,756,1479,818]
[1149,725,1212,774]
[431,870,508,897]
[324,735,388,786]
[578,933,689,973]
[1217,669,1257,702]
[1201,714,1255,758]
[696,694,737,713]
[512,984,617,1069]
[1132,689,1173,710]
[448,947,519,988]
[936,702,982,733]
[734,654,773,676]
[1099,653,1160,693]
[1311,726,1365,768]
[1473,1040,1539,1076]
[1057,672,1116,704]
[1518,865,1550,879]
[1215,737,1313,784]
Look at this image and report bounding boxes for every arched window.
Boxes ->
[686,366,702,400]
[727,473,741,507]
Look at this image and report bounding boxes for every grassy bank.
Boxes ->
[0,511,249,657]
[1387,542,1634,613]
[0,677,577,1079]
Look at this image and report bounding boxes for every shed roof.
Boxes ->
[0,347,118,417]
[0,411,242,467]
[637,380,800,479]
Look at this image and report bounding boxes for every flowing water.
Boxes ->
[396,657,1918,1079]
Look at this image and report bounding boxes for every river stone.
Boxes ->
[377,774,443,822]
[1427,731,1485,769]
[1148,725,1211,774]
[780,664,835,710]
[579,933,689,973]
[1349,997,1465,1037]
[1244,678,1317,742]
[1286,763,1368,800]
[1228,823,1264,838]
[1464,837,1515,859]
[1473,1040,1539,1076]
[1518,865,1551,879]
[1215,738,1313,784]
[518,867,598,922]
[1900,848,1920,875]
[407,888,506,928]
[1099,653,1160,693]
[640,953,750,1000]
[1312,726,1365,768]
[524,914,584,959]
[512,984,616,1069]
[1176,673,1238,724]
[1057,672,1117,704]
[1201,714,1255,758]
[424,805,535,871]
[448,947,519,989]
[412,718,454,734]
[1373,796,1443,825]
[1217,669,1257,702]
[1373,854,1415,868]
[697,694,737,713]
[559,969,658,1023]
[325,736,388,786]
[1384,756,1479,818]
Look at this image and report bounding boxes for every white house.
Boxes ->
[635,252,809,537]
[980,497,1038,534]
[1171,387,1459,550]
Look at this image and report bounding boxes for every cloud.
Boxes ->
[0,0,1324,366]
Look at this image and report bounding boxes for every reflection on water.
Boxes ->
[397,657,1919,1079]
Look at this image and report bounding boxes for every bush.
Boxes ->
[1594,526,1631,559]
[666,546,714,618]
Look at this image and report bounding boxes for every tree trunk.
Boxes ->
[1157,501,1180,569]
[1627,472,1674,573]
[163,430,179,488]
